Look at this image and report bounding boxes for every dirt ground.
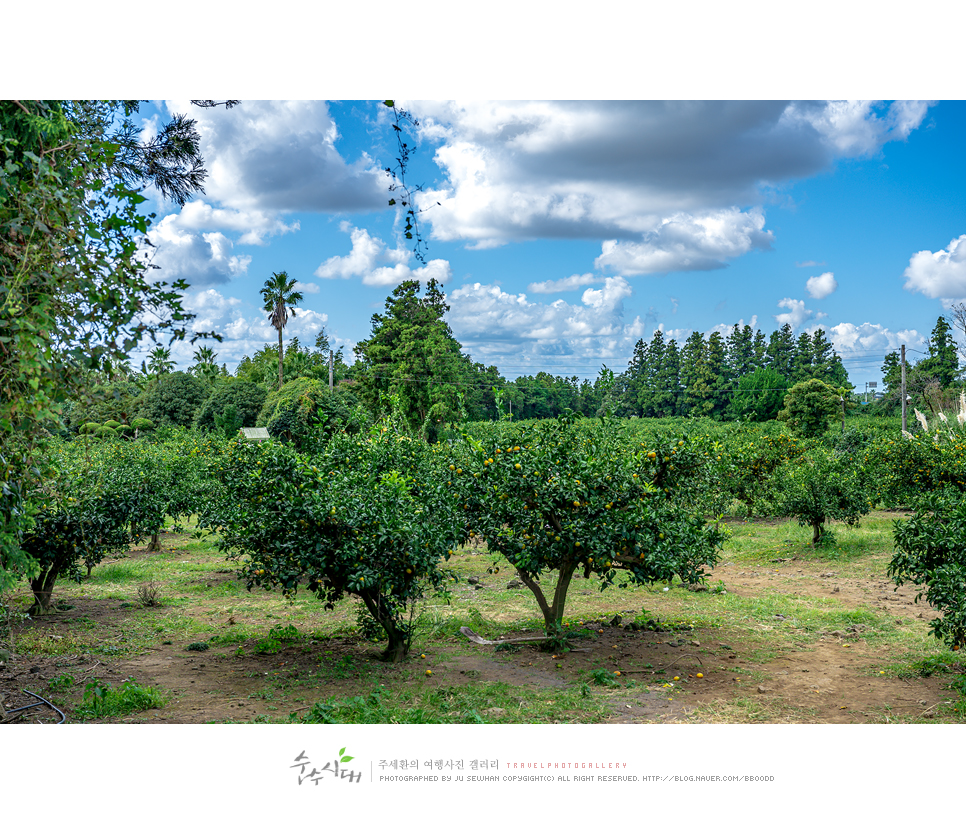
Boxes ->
[3,545,961,725]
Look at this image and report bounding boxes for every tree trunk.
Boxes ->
[29,566,61,615]
[358,589,409,662]
[812,520,824,547]
[278,327,284,390]
[516,558,579,636]
[146,532,161,552]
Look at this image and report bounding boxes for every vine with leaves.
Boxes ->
[382,100,435,264]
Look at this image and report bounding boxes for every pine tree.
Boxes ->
[653,338,681,417]
[812,329,849,386]
[752,329,768,371]
[640,330,667,416]
[766,324,796,379]
[354,279,466,440]
[680,332,714,417]
[918,317,960,387]
[622,338,648,417]
[792,332,814,382]
[725,324,755,379]
[706,331,730,418]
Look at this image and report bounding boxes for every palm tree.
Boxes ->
[192,345,217,367]
[260,271,303,390]
[145,346,174,376]
[192,345,220,386]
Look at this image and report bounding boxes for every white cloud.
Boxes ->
[655,323,693,343]
[409,100,930,250]
[527,273,602,293]
[165,100,386,214]
[446,277,645,373]
[594,208,773,275]
[774,298,815,330]
[363,259,453,288]
[796,260,825,268]
[294,281,320,294]
[781,100,931,156]
[174,201,299,245]
[707,315,759,338]
[147,214,252,287]
[314,224,452,287]
[826,322,924,357]
[902,235,966,300]
[806,271,838,299]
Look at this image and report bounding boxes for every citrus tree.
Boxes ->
[127,430,227,550]
[890,490,966,649]
[773,445,871,546]
[19,433,223,611]
[449,412,724,639]
[714,425,806,514]
[868,401,966,507]
[199,428,465,661]
[21,439,151,613]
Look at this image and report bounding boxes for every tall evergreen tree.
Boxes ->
[680,331,714,417]
[766,324,796,379]
[918,316,960,387]
[811,329,849,387]
[706,331,730,418]
[622,338,648,417]
[752,329,769,371]
[653,338,682,417]
[354,279,466,440]
[725,324,755,379]
[792,331,815,382]
[640,329,667,416]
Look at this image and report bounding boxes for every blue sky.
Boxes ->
[133,99,966,389]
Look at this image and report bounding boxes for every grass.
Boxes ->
[72,677,167,720]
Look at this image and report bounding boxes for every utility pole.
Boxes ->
[329,350,334,392]
[901,344,907,432]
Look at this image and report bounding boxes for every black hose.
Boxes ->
[3,690,67,724]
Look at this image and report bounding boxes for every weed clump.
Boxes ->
[137,581,163,607]
[74,678,166,720]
